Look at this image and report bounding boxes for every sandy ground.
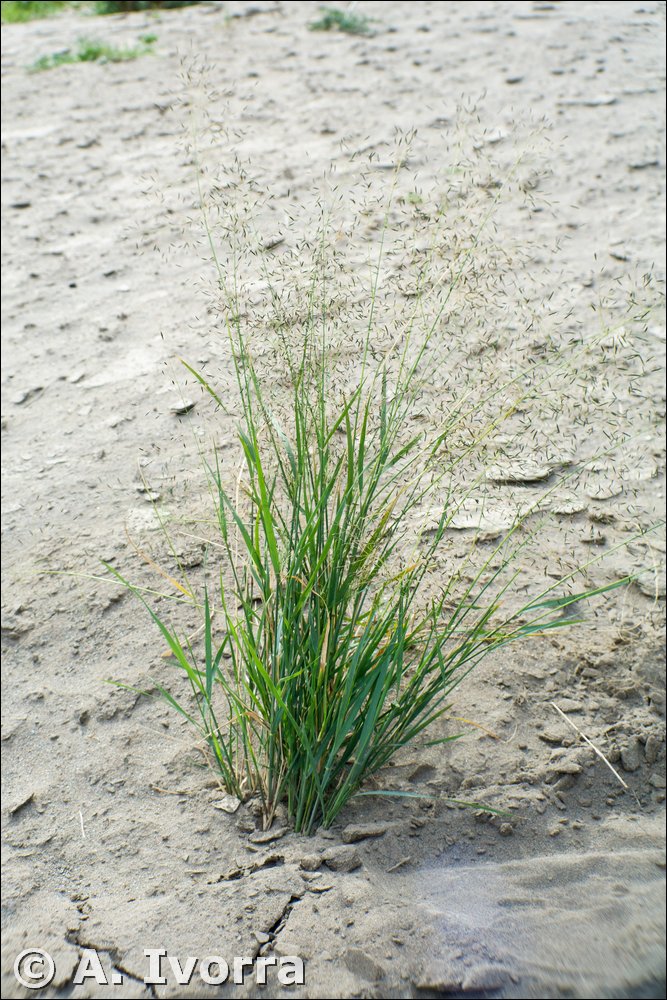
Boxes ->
[1,2,666,998]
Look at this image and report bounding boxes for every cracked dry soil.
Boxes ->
[2,2,666,998]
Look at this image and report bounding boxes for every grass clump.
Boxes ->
[1,1,79,21]
[30,33,155,70]
[96,1,203,11]
[106,113,660,836]
[309,5,373,35]
[1,0,202,20]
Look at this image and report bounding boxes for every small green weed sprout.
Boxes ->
[309,5,373,35]
[30,33,155,70]
[109,118,660,835]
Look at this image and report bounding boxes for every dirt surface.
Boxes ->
[1,2,666,998]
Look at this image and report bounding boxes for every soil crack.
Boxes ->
[210,852,285,883]
[64,931,156,997]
